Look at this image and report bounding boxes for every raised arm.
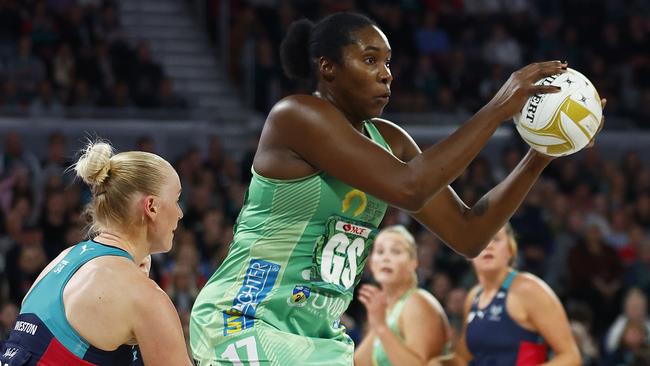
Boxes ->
[257,62,567,212]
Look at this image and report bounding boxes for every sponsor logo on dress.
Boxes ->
[287,285,311,307]
[488,305,503,321]
[335,221,371,238]
[2,348,17,358]
[223,259,280,336]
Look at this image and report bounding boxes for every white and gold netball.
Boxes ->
[514,68,602,157]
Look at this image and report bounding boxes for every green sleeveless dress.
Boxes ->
[372,289,452,366]
[190,121,391,365]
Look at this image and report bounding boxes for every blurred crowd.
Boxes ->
[216,0,650,125]
[0,0,186,115]
[2,130,650,365]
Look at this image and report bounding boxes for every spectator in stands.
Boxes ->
[4,225,47,304]
[131,41,163,108]
[6,37,46,104]
[605,288,650,355]
[606,320,650,366]
[568,219,624,336]
[29,80,64,117]
[0,302,18,340]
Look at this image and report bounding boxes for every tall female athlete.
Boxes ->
[190,12,602,365]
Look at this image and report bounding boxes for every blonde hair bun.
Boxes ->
[74,141,114,186]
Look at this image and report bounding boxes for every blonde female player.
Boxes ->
[354,225,452,366]
[453,224,580,365]
[0,141,192,365]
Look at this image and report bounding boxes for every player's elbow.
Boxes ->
[396,183,427,212]
[563,346,582,366]
[447,237,488,259]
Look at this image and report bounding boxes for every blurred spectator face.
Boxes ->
[18,245,47,275]
[0,303,18,330]
[624,289,648,322]
[640,240,650,264]
[47,132,66,163]
[172,265,193,292]
[4,131,23,157]
[113,82,130,106]
[12,195,32,220]
[473,226,513,273]
[17,36,32,57]
[190,185,211,213]
[585,224,604,247]
[551,194,568,216]
[63,182,81,212]
[136,136,155,153]
[431,272,452,303]
[46,191,66,215]
[623,151,641,173]
[38,81,54,100]
[369,231,417,287]
[202,210,224,241]
[159,79,174,97]
[636,193,650,218]
[628,226,646,248]
[446,288,467,317]
[611,210,629,231]
[20,228,43,248]
[44,173,64,191]
[136,42,152,63]
[567,211,585,234]
[175,239,199,268]
[621,321,648,351]
[65,224,84,246]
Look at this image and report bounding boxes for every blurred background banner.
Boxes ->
[0,1,649,365]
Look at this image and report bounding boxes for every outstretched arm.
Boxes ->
[258,62,566,212]
[412,149,552,257]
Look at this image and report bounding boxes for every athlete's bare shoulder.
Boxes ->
[510,272,557,301]
[371,117,420,160]
[267,94,348,129]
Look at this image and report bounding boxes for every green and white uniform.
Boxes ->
[372,288,417,366]
[190,121,391,365]
[372,289,452,366]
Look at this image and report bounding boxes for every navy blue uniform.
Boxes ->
[1,240,144,365]
[466,270,548,366]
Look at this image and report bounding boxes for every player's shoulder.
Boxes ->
[87,257,155,296]
[402,289,447,325]
[510,272,556,301]
[406,289,445,315]
[371,118,419,159]
[370,117,409,139]
[269,94,343,122]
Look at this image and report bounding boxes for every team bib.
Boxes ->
[310,216,377,295]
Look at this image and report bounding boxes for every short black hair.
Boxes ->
[280,12,377,82]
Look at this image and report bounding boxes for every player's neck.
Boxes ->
[313,89,365,132]
[93,230,148,264]
[478,267,511,293]
[384,281,414,309]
